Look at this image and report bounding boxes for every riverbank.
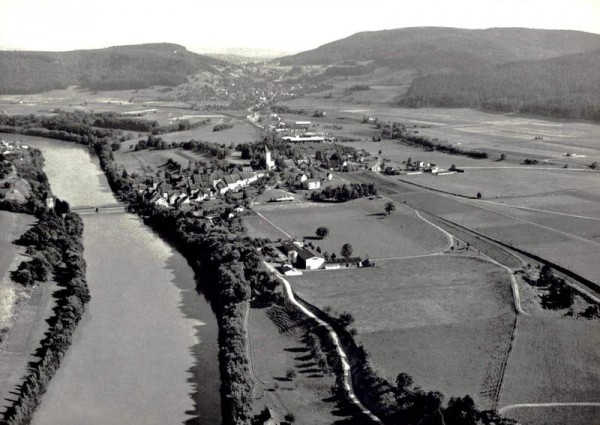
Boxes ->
[4,134,222,425]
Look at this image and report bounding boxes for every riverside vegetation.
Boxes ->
[0,145,88,425]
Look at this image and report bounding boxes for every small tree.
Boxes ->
[286,368,297,380]
[476,192,482,199]
[316,226,330,239]
[385,201,396,215]
[341,243,353,259]
[396,372,414,391]
[591,161,598,170]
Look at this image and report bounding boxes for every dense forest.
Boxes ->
[404,49,600,121]
[0,43,226,94]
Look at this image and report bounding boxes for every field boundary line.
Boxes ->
[414,210,454,251]
[264,262,383,424]
[443,192,600,249]
[478,200,600,222]
[253,211,291,238]
[498,402,600,414]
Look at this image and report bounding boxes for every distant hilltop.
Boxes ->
[277,27,600,122]
[277,27,600,71]
[0,43,227,95]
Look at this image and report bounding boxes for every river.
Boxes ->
[3,134,221,425]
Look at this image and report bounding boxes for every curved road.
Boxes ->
[264,261,383,424]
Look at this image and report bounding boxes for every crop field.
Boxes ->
[159,119,261,145]
[499,316,600,424]
[247,198,449,259]
[400,167,600,199]
[113,147,208,174]
[288,256,516,408]
[501,405,600,425]
[495,187,600,219]
[351,182,600,285]
[248,307,349,424]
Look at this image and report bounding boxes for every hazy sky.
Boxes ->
[1,0,599,54]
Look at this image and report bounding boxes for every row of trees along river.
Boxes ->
[1,134,221,425]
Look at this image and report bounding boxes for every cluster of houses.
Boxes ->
[406,160,439,173]
[0,139,29,159]
[0,140,33,204]
[139,166,267,209]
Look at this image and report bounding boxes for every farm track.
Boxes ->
[264,261,383,424]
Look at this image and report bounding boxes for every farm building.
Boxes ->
[282,134,325,142]
[296,249,325,270]
[368,159,383,172]
[294,121,312,129]
[304,179,321,190]
[280,240,325,270]
[324,257,364,269]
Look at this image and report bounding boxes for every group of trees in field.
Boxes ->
[310,183,378,202]
[533,265,575,310]
[212,123,234,132]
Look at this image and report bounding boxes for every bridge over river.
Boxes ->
[70,203,125,215]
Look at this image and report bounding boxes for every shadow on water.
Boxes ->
[164,253,222,425]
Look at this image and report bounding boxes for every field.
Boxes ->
[279,98,600,167]
[113,146,209,174]
[0,86,228,127]
[246,197,449,259]
[288,256,516,408]
[400,167,600,199]
[500,405,600,425]
[159,119,261,145]
[343,172,600,289]
[248,306,350,424]
[499,316,600,424]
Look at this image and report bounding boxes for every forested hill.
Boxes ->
[404,48,600,121]
[0,43,227,94]
[277,27,600,71]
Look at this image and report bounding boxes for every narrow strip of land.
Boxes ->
[499,402,600,414]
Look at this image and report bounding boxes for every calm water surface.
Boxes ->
[2,135,221,424]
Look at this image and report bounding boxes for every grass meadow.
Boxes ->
[289,255,516,408]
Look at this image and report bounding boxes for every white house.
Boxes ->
[304,179,321,190]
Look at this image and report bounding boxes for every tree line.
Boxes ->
[310,183,378,202]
